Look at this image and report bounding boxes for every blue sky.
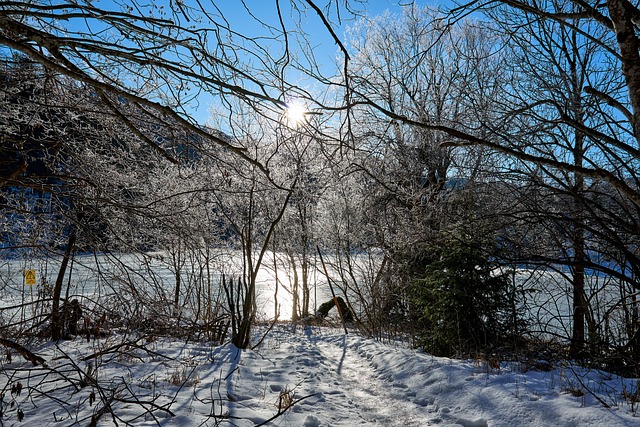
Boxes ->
[190,0,428,124]
[4,1,456,125]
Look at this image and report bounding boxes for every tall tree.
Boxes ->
[440,0,640,357]
[334,6,506,336]
[486,1,609,357]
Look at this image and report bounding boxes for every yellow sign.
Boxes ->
[24,269,36,286]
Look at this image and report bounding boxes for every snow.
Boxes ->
[1,325,638,426]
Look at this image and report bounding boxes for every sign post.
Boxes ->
[24,269,36,323]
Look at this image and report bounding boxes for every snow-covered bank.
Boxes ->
[1,325,638,426]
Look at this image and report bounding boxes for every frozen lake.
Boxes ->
[0,251,633,347]
[0,250,338,332]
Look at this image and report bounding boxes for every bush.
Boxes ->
[410,232,522,357]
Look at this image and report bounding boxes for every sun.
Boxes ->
[284,101,307,127]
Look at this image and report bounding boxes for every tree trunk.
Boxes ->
[51,228,76,341]
[316,296,353,322]
[233,317,252,349]
[569,247,586,358]
[171,243,183,317]
[232,273,256,349]
[568,26,589,358]
[301,250,310,318]
[606,0,640,142]
[289,254,299,321]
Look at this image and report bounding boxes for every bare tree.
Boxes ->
[480,1,612,357]
[322,6,507,338]
[437,0,640,360]
[441,0,640,240]
[0,0,365,342]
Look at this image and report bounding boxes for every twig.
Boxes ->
[254,393,317,426]
[80,336,171,362]
[566,365,612,409]
[251,319,278,351]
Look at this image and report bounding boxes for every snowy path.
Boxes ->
[270,329,437,426]
[235,326,637,427]
[243,326,492,427]
[3,325,638,426]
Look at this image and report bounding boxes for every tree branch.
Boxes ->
[0,337,47,366]
[584,85,634,124]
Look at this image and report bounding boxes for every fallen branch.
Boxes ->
[0,337,47,366]
[566,365,612,409]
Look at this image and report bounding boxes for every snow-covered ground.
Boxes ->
[2,254,639,426]
[1,325,638,426]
